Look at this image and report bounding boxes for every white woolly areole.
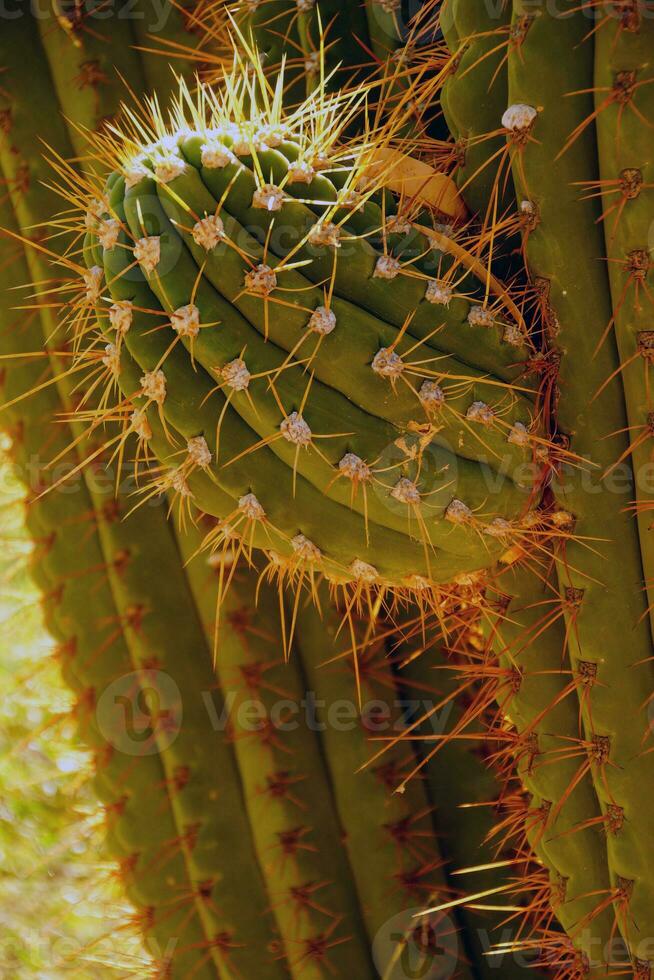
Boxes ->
[171,469,192,497]
[305,52,320,73]
[296,0,314,9]
[503,323,524,346]
[466,401,495,425]
[134,236,161,274]
[221,358,251,391]
[85,196,109,229]
[373,255,402,279]
[256,124,285,148]
[468,305,495,328]
[405,574,431,592]
[98,218,121,250]
[238,493,265,520]
[308,222,341,247]
[520,199,535,215]
[426,280,453,306]
[187,435,212,469]
[308,306,336,335]
[484,518,512,539]
[349,559,378,583]
[502,103,537,133]
[291,534,322,561]
[280,412,312,446]
[287,161,315,184]
[140,369,167,405]
[220,357,252,391]
[101,343,120,377]
[338,187,363,208]
[124,160,149,189]
[201,141,235,169]
[171,304,200,339]
[551,510,575,529]
[83,266,103,302]
[155,156,186,184]
[375,0,400,10]
[252,184,285,212]
[419,380,445,411]
[391,477,420,505]
[445,499,472,524]
[372,347,404,379]
[387,214,412,235]
[338,453,371,482]
[109,300,133,335]
[192,214,225,250]
[244,264,277,296]
[130,408,151,441]
[507,421,529,447]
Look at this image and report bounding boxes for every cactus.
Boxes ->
[66,52,558,605]
[4,0,654,978]
[0,4,542,977]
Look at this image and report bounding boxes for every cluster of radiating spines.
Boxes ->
[56,62,577,603]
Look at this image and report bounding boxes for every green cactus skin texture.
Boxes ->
[440,0,514,221]
[290,584,474,980]
[172,538,376,979]
[384,607,542,979]
[484,569,617,976]
[439,0,654,972]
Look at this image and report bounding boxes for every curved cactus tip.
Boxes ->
[27,46,575,631]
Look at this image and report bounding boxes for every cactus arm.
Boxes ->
[0,202,218,978]
[292,584,474,980]
[172,538,378,980]
[594,15,654,660]
[507,0,654,956]
[486,568,616,974]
